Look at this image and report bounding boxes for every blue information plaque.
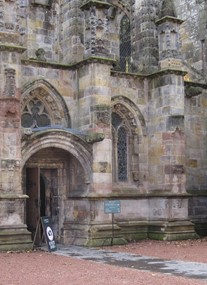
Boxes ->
[104,200,121,214]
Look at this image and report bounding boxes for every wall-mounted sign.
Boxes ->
[104,200,121,214]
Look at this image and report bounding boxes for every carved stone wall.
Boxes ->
[1,0,207,249]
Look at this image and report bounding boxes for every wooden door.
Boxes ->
[26,167,59,243]
[26,168,40,241]
[41,169,59,241]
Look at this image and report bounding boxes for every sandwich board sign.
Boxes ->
[41,216,57,252]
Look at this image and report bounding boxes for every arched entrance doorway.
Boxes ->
[22,140,92,245]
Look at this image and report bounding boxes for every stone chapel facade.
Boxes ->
[1,0,207,250]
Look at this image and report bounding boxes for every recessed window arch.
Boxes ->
[112,96,148,188]
[119,15,131,72]
[21,82,71,129]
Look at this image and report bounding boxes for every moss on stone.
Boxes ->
[85,237,127,247]
[185,86,203,97]
[85,132,105,143]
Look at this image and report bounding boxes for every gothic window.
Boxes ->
[21,98,51,128]
[112,112,129,182]
[119,15,131,72]
[117,126,127,181]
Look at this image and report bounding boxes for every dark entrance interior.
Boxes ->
[26,167,59,244]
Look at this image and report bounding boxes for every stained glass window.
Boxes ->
[112,112,128,182]
[117,127,127,181]
[120,15,131,72]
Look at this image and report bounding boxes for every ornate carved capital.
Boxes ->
[3,68,16,97]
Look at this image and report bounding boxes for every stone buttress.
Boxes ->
[0,0,32,250]
[146,0,198,240]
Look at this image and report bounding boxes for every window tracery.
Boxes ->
[21,98,51,128]
[112,98,143,187]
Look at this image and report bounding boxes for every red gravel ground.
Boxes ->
[1,239,207,285]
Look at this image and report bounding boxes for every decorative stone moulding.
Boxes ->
[3,68,16,97]
[156,16,184,26]
[0,44,26,53]
[80,0,112,10]
[22,56,116,71]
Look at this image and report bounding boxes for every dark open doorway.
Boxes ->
[26,167,59,245]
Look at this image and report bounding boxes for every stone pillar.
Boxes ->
[0,0,32,250]
[60,0,84,63]
[197,0,207,73]
[81,1,114,59]
[146,9,198,240]
[78,60,113,196]
[79,1,118,197]
[0,66,32,250]
[67,59,126,247]
[132,0,159,73]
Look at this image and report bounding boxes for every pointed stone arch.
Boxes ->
[21,129,92,185]
[21,79,71,128]
[111,95,147,188]
[110,0,130,18]
[112,95,147,136]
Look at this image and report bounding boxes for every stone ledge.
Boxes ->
[156,16,184,25]
[111,69,146,79]
[66,193,192,199]
[187,190,207,196]
[148,68,187,78]
[148,220,199,241]
[22,56,116,70]
[80,0,112,10]
[0,194,29,200]
[0,44,26,53]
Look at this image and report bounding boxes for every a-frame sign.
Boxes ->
[33,216,57,252]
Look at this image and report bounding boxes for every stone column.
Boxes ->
[77,58,128,246]
[0,0,32,250]
[60,0,84,63]
[77,1,127,246]
[0,66,32,250]
[132,0,159,73]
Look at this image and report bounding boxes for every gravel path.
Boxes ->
[1,239,207,285]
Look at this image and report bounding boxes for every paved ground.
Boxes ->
[53,245,207,280]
